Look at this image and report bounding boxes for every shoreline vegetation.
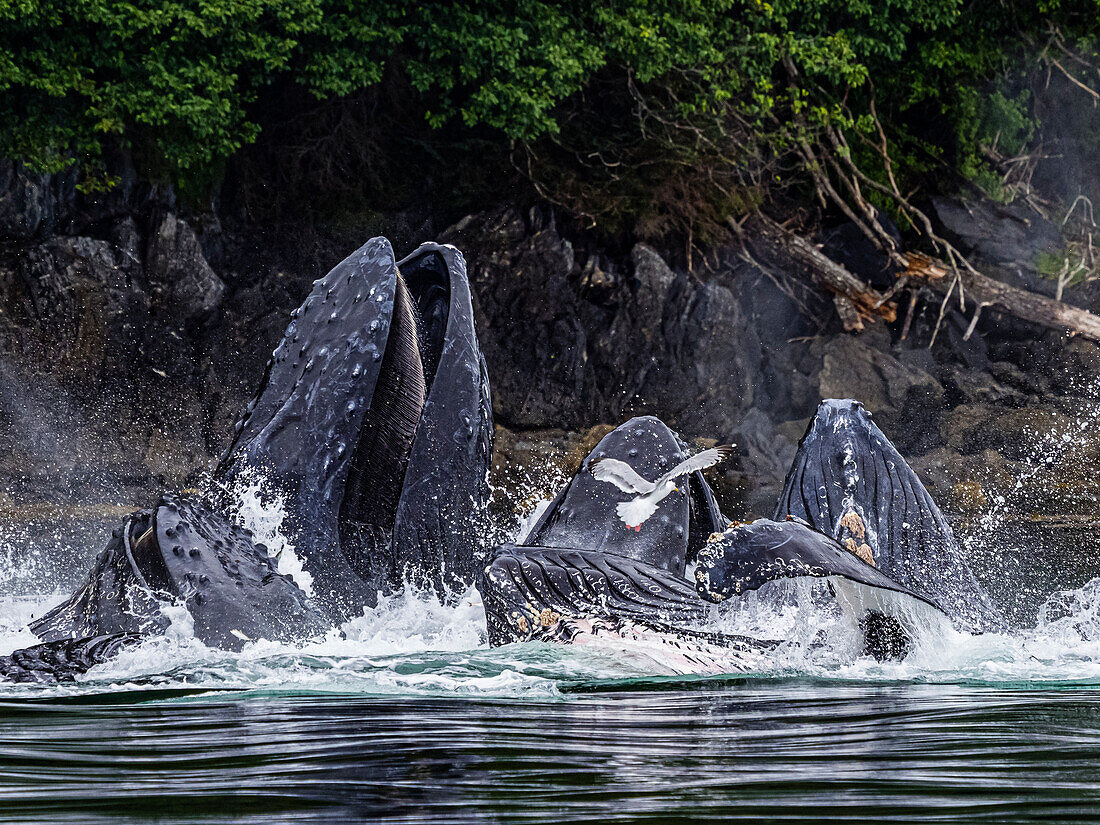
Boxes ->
[3,2,1100,572]
[4,2,1100,337]
[0,3,1094,229]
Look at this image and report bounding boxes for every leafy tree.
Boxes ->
[0,0,1097,235]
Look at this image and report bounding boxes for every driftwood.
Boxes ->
[747,213,1100,344]
[745,215,897,326]
[919,261,1100,343]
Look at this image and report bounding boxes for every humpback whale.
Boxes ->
[478,417,742,646]
[216,238,492,619]
[2,238,492,682]
[0,227,1003,681]
[478,402,1001,661]
[771,399,1003,633]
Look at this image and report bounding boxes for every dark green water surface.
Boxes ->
[2,683,1099,824]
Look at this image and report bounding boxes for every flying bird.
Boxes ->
[590,444,734,530]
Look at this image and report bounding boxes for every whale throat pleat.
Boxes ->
[339,273,427,588]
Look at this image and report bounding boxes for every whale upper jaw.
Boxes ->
[215,239,493,622]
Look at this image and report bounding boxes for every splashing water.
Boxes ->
[954,375,1100,623]
[964,374,1100,549]
[220,466,313,595]
[3,451,1100,698]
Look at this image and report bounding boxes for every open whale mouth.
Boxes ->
[214,236,491,620]
[337,251,452,591]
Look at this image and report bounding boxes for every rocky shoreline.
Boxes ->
[2,161,1100,602]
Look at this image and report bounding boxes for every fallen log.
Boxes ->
[745,215,897,326]
[746,213,1100,344]
[922,263,1100,343]
[832,295,865,333]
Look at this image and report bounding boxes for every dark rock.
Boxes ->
[599,251,761,437]
[194,211,225,271]
[456,208,593,429]
[990,360,1048,397]
[940,366,1028,407]
[145,214,226,326]
[933,197,1062,272]
[8,235,149,375]
[454,205,822,439]
[940,403,1075,462]
[812,333,944,451]
[724,408,797,517]
[0,161,76,239]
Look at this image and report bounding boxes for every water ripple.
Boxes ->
[0,686,1098,823]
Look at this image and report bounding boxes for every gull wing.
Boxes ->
[660,445,734,485]
[590,458,656,495]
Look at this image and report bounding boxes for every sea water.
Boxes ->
[3,438,1100,821]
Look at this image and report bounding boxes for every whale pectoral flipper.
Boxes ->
[480,544,702,645]
[695,518,944,610]
[480,543,713,645]
[695,518,951,661]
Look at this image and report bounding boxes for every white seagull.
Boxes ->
[590,444,734,530]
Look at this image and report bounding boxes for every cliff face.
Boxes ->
[2,160,1100,615]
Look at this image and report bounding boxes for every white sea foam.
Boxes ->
[222,466,313,595]
[5,473,1100,697]
[6,568,1100,697]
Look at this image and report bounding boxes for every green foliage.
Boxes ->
[1,0,1099,231]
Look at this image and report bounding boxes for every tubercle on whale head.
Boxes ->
[797,398,874,443]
